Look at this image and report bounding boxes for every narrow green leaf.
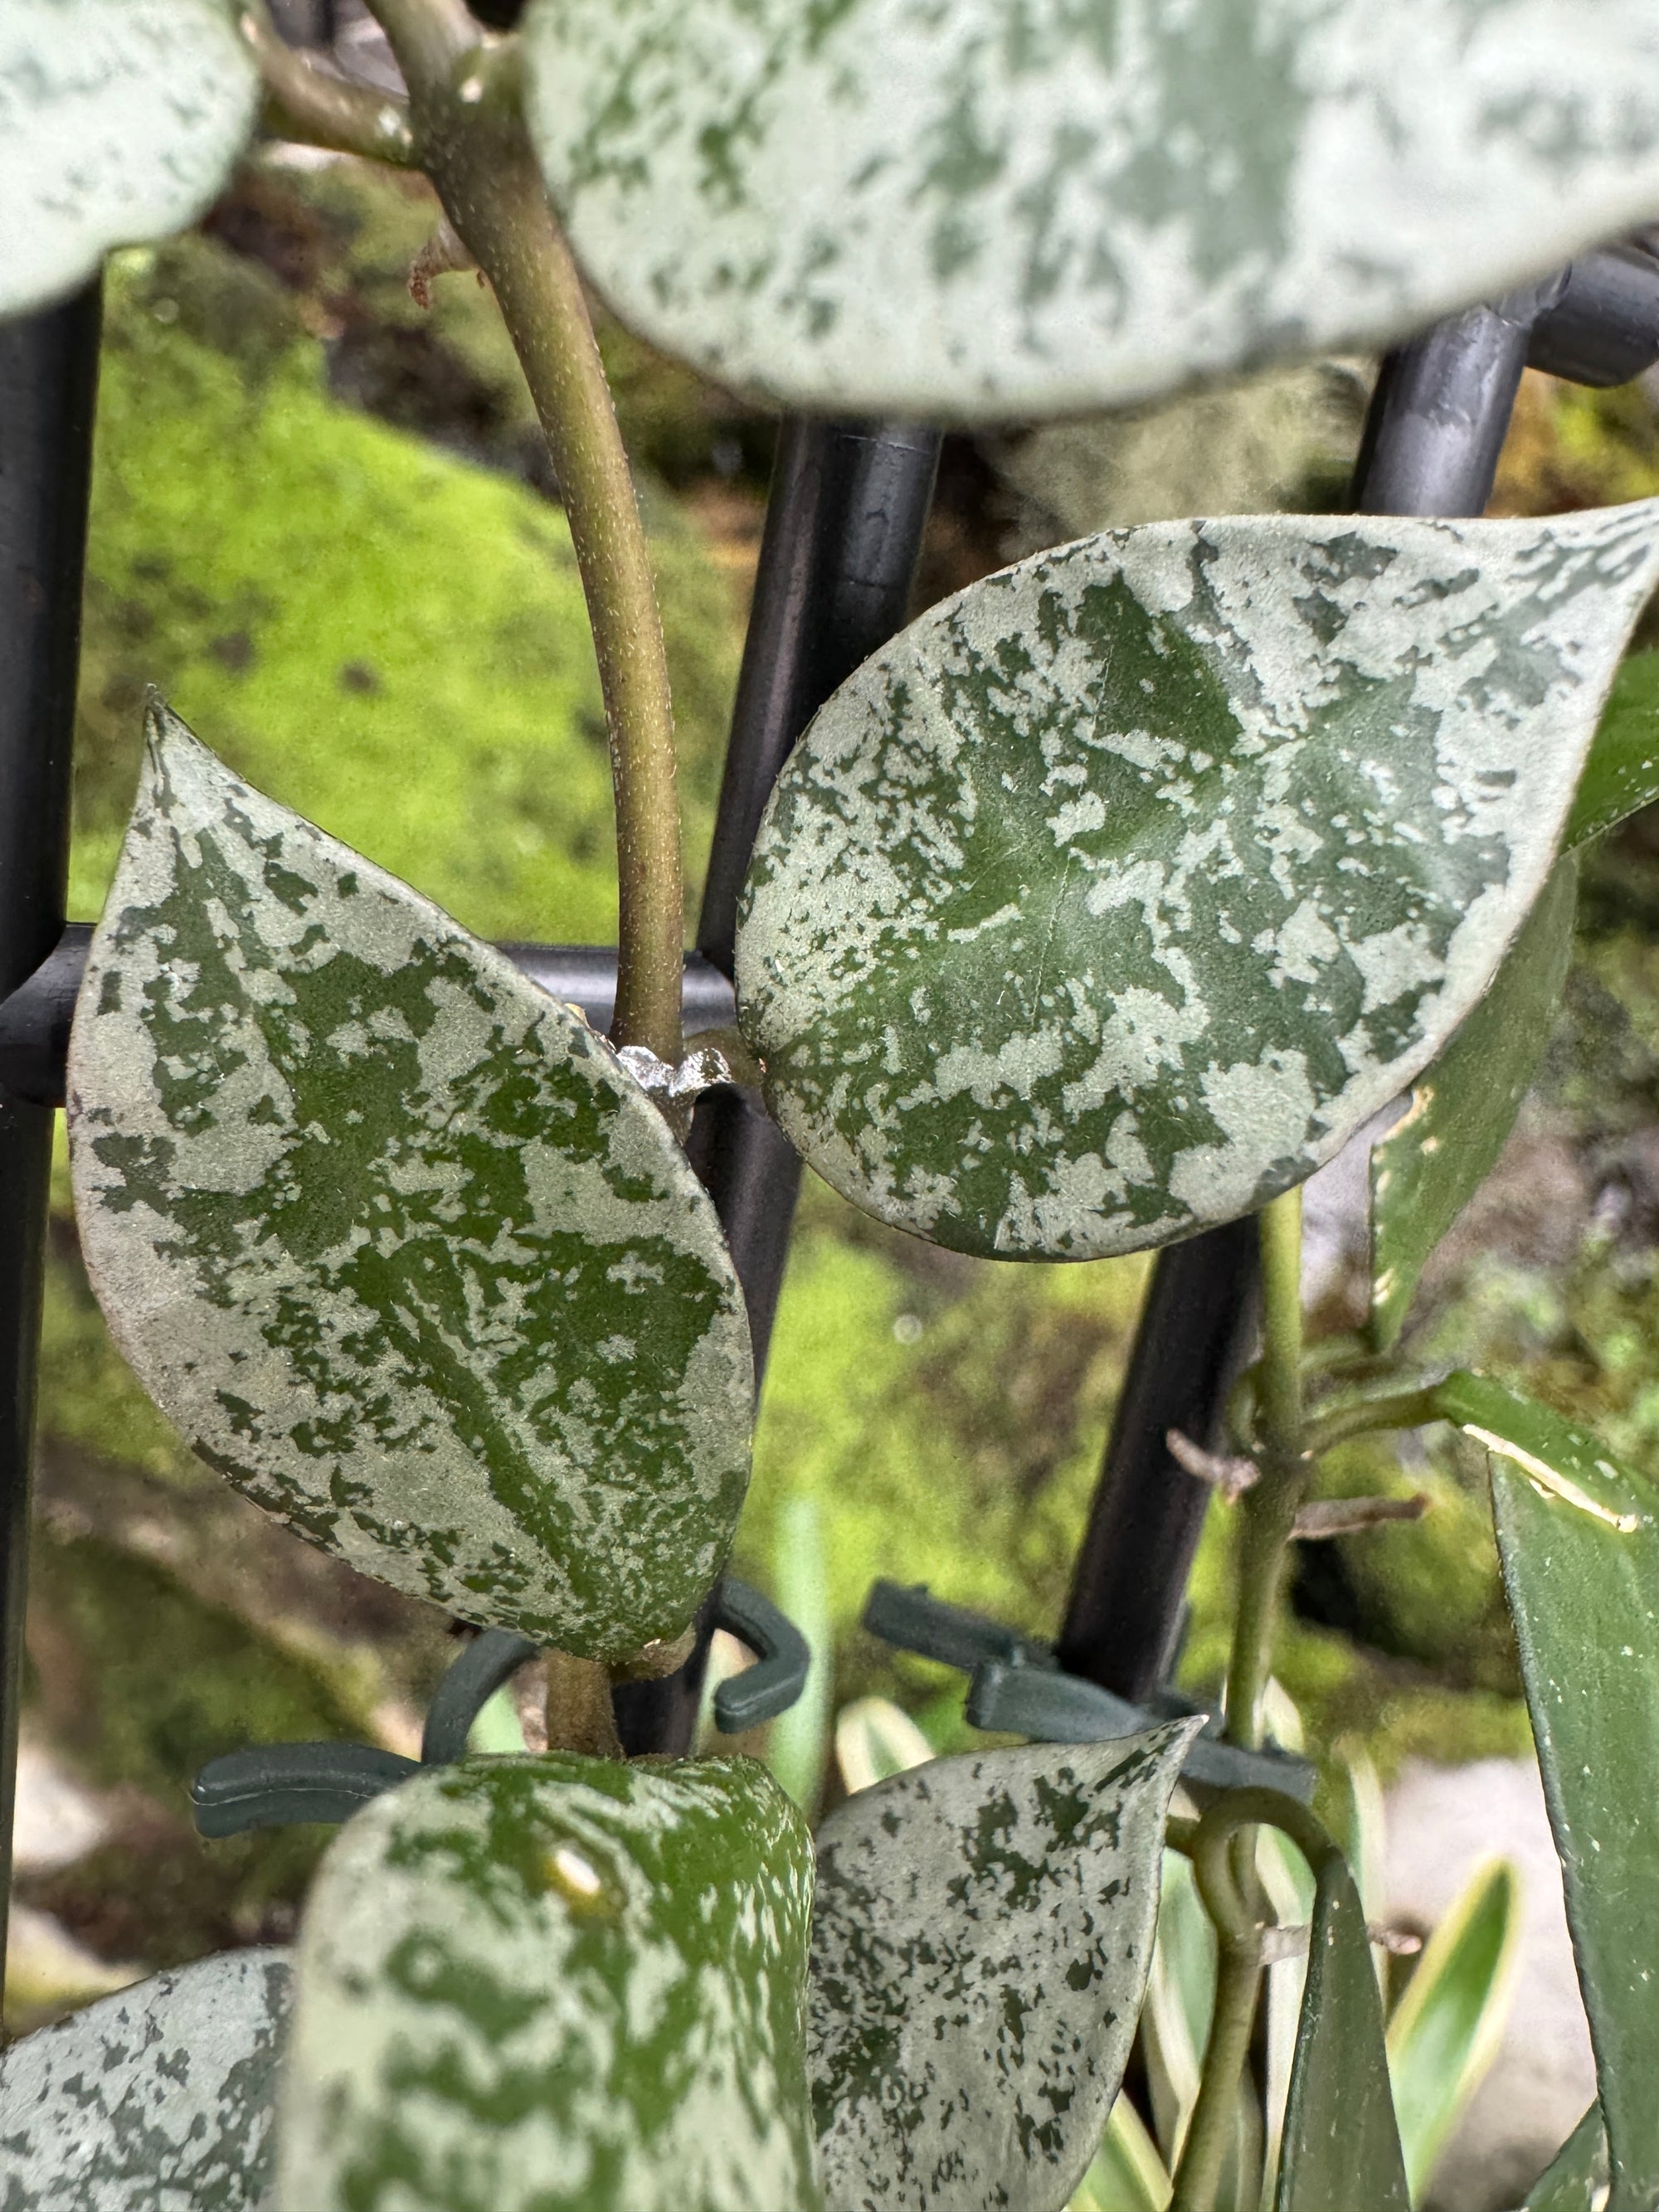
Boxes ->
[68,702,752,1659]
[1068,2098,1172,2212]
[809,1719,1199,2212]
[1,0,258,316]
[1564,649,1659,850]
[522,0,1659,425]
[1276,1860,1410,2212]
[834,1696,933,1795]
[1143,1847,1215,2165]
[279,1754,821,2212]
[1368,858,1578,1349]
[1526,2107,1610,2212]
[1385,1859,1520,2202]
[0,1947,289,2210]
[1447,1373,1659,2212]
[738,508,1659,1261]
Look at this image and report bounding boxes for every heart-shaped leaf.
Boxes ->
[1443,1372,1659,2212]
[278,1753,821,2212]
[809,1720,1198,2212]
[1276,1859,1409,2212]
[522,0,1659,424]
[1526,2107,1610,2212]
[1567,648,1659,851]
[1,0,257,318]
[0,1947,289,2210]
[1368,858,1578,1351]
[738,508,1659,1261]
[68,702,752,1658]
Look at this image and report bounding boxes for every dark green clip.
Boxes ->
[712,1579,811,1731]
[862,1578,1314,1801]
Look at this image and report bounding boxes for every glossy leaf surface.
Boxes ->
[1,0,257,316]
[739,508,1659,1261]
[1526,2107,1610,2212]
[69,704,752,1657]
[0,1948,289,2210]
[809,1721,1197,2212]
[1368,859,1578,1349]
[279,1754,820,2212]
[1456,1373,1659,2212]
[1385,1859,1520,2202]
[1564,649,1659,850]
[1276,1860,1409,2212]
[522,0,1659,423]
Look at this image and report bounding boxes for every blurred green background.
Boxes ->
[17,144,1659,2030]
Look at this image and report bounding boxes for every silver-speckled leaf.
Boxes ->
[278,1754,822,2212]
[521,0,1659,423]
[0,1948,289,2210]
[2,0,257,317]
[68,703,752,1657]
[738,508,1659,1261]
[809,1721,1197,2212]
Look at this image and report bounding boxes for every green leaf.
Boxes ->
[833,1695,934,1795]
[1564,649,1659,850]
[1,0,257,317]
[809,1720,1198,2212]
[738,508,1659,1261]
[1445,1372,1659,2212]
[1385,1859,1520,2202]
[1526,2107,1610,2212]
[0,1947,289,2210]
[278,1753,821,2212]
[68,702,752,1659]
[521,0,1659,425]
[1068,2098,1171,2212]
[1368,858,1578,1350]
[1276,1859,1410,2212]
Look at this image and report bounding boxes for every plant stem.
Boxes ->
[1224,1189,1306,1754]
[367,4,685,1064]
[545,1650,623,1758]
[241,3,416,165]
[1301,1383,1447,1459]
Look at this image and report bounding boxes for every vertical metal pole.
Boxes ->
[1056,304,1534,1704]
[614,419,940,1754]
[0,287,100,1978]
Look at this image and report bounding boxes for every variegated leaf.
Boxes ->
[521,0,1659,424]
[278,1754,821,2212]
[0,1948,289,2210]
[2,0,257,318]
[809,1721,1198,2212]
[68,702,752,1657]
[737,508,1659,1261]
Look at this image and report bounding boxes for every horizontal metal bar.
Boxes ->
[0,925,736,1109]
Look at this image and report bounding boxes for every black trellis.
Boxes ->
[2,84,1658,1986]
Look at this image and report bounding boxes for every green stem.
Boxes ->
[1301,1383,1448,1460]
[367,5,685,1064]
[241,3,416,164]
[1224,1189,1306,1753]
[1169,1791,1342,2212]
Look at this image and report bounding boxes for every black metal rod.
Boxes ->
[1058,293,1539,1704]
[0,285,100,1978]
[615,417,941,1756]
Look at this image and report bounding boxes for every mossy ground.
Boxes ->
[21,167,1659,2010]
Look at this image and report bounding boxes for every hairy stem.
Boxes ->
[368,4,685,1063]
[241,3,416,164]
[544,1650,623,1758]
[1224,1189,1306,1754]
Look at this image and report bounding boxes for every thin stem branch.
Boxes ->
[367,3,684,1062]
[240,4,416,165]
[1301,1383,1448,1460]
[1224,1189,1306,1753]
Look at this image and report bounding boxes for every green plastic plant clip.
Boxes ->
[713,1578,813,1732]
[191,1743,421,1839]
[859,1578,1061,1675]
[421,1629,542,1766]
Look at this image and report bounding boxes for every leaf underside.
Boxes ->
[1368,858,1578,1350]
[0,0,257,318]
[0,1948,290,2211]
[523,0,1659,422]
[808,1721,1198,2212]
[278,1754,822,2212]
[1525,2107,1610,2212]
[68,702,752,1657]
[738,508,1659,1262]
[1276,1860,1409,2212]
[1564,649,1659,852]
[1452,1373,1659,2212]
